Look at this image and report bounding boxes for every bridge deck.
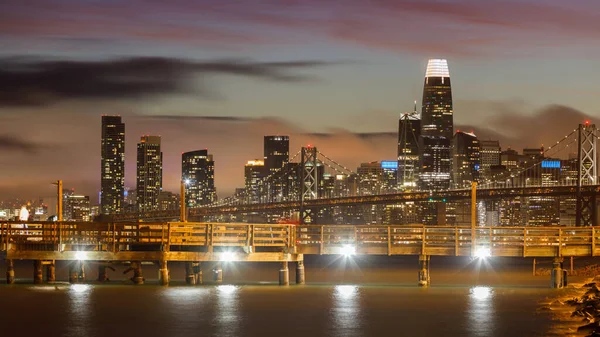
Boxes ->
[1,222,599,261]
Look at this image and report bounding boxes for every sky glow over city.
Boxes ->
[1,0,599,198]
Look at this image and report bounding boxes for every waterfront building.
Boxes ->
[100,115,125,214]
[136,136,162,212]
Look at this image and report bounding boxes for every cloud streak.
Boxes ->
[0,134,45,153]
[0,57,333,106]
[1,0,598,56]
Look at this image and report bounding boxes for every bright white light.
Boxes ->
[217,285,237,294]
[335,285,358,299]
[184,179,191,185]
[75,251,87,261]
[340,245,356,257]
[470,286,492,300]
[71,284,90,293]
[221,251,235,262]
[474,247,491,259]
[425,59,450,78]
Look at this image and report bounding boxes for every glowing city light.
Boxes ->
[75,251,88,261]
[474,247,491,259]
[340,245,356,257]
[221,251,236,262]
[470,286,492,300]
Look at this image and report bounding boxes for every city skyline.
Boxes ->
[1,1,599,199]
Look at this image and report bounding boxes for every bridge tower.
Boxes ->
[576,122,598,226]
[300,146,318,224]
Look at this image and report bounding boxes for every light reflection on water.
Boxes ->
[468,286,495,336]
[331,285,361,337]
[216,285,240,337]
[67,284,93,337]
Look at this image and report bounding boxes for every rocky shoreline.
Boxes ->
[542,276,600,336]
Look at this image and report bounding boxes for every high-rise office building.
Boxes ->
[101,115,125,214]
[397,103,421,190]
[244,160,265,204]
[68,195,91,221]
[264,136,289,202]
[452,131,480,189]
[182,150,216,207]
[136,136,162,212]
[419,59,453,191]
[480,140,501,181]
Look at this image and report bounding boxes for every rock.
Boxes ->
[577,322,597,332]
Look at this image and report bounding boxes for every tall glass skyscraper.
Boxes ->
[419,59,453,191]
[100,115,125,214]
[264,136,289,202]
[397,103,421,191]
[136,136,162,212]
[182,149,216,206]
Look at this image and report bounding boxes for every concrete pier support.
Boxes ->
[33,260,43,284]
[46,261,56,283]
[97,265,108,282]
[6,259,14,284]
[296,260,305,285]
[193,262,202,285]
[185,262,196,285]
[213,263,223,284]
[69,262,84,283]
[158,260,169,286]
[418,255,430,287]
[279,262,290,286]
[131,261,144,285]
[551,257,567,288]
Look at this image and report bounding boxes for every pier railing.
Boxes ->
[1,222,599,258]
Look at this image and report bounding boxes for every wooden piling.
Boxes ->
[33,260,43,284]
[46,261,56,283]
[6,259,15,284]
[296,260,305,285]
[158,260,169,286]
[131,261,144,285]
[279,262,289,286]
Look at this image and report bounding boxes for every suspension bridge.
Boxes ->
[106,122,600,227]
[1,122,599,288]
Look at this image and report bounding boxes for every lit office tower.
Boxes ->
[136,136,163,212]
[480,140,501,181]
[452,131,480,189]
[419,59,453,191]
[182,150,216,207]
[245,160,265,204]
[264,136,289,202]
[101,115,125,214]
[397,103,421,190]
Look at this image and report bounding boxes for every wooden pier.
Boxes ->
[2,221,597,288]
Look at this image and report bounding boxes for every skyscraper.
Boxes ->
[397,102,421,190]
[452,131,480,189]
[264,136,289,202]
[100,115,125,214]
[419,59,453,191]
[136,136,162,212]
[182,149,216,206]
[244,160,265,204]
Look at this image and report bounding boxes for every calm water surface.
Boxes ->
[0,284,554,337]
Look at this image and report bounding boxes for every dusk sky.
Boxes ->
[1,0,599,201]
